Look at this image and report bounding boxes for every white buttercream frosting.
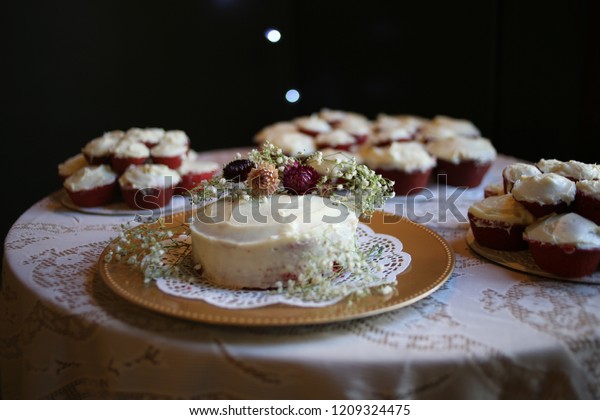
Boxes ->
[426,136,496,164]
[318,108,347,123]
[337,115,371,136]
[113,139,150,159]
[64,165,117,192]
[375,114,426,133]
[190,195,358,288]
[310,149,357,176]
[524,213,600,250]
[269,131,316,156]
[125,127,165,145]
[254,122,298,143]
[512,173,576,205]
[577,180,600,200]
[361,142,436,172]
[502,163,541,192]
[150,141,188,158]
[294,115,332,134]
[315,129,356,147]
[468,194,535,225]
[119,164,181,189]
[162,130,189,147]
[58,154,88,177]
[82,132,122,157]
[432,115,480,137]
[537,159,600,181]
[417,123,458,141]
[371,127,413,144]
[178,160,220,176]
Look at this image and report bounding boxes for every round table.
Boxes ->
[2,150,599,399]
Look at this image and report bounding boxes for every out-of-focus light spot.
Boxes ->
[265,28,282,43]
[285,89,300,103]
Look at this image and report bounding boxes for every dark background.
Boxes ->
[1,0,598,244]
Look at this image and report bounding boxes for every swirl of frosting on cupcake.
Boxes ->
[58,154,88,178]
[315,130,356,147]
[468,194,535,225]
[113,139,150,158]
[82,131,122,157]
[119,164,181,189]
[511,173,576,205]
[536,159,600,181]
[431,115,481,137]
[178,160,220,176]
[524,213,600,250]
[254,121,297,144]
[64,165,117,192]
[577,180,600,199]
[361,142,436,172]
[269,131,316,156]
[125,127,165,145]
[370,126,414,145]
[294,115,332,134]
[503,163,541,183]
[375,114,427,133]
[426,136,496,164]
[162,130,189,147]
[337,115,371,136]
[151,141,188,158]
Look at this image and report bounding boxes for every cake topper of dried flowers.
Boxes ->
[105,143,396,301]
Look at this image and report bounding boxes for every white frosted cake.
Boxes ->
[190,194,358,289]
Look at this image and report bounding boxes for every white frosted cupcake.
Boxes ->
[162,130,190,149]
[318,108,350,126]
[468,194,535,250]
[511,173,576,218]
[502,163,541,193]
[63,165,118,207]
[150,141,188,169]
[111,139,150,173]
[119,164,181,209]
[431,115,480,137]
[294,115,332,137]
[58,153,88,181]
[361,142,435,195]
[314,129,358,151]
[82,131,123,165]
[254,121,298,144]
[426,136,496,187]
[370,126,414,147]
[524,213,600,277]
[375,114,427,134]
[574,180,600,224]
[176,160,220,195]
[536,159,600,181]
[124,127,165,148]
[336,115,371,144]
[269,131,316,157]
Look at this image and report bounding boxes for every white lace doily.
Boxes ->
[155,224,411,309]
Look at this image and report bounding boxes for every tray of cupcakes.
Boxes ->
[58,128,219,215]
[466,159,600,282]
[253,110,498,195]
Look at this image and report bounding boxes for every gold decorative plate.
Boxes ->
[98,211,455,326]
[466,229,600,284]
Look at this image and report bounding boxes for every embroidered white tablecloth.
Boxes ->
[2,149,599,399]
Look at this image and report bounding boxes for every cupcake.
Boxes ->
[483,182,504,198]
[81,131,123,165]
[253,121,298,144]
[58,153,88,181]
[162,130,190,150]
[426,136,496,188]
[175,160,220,195]
[336,115,371,145]
[361,142,435,195]
[111,139,150,173]
[124,127,165,149]
[502,163,541,193]
[375,114,427,134]
[511,173,576,218]
[119,164,182,209]
[468,194,535,250]
[63,165,118,207]
[318,108,349,127]
[269,131,316,157]
[294,115,332,137]
[416,123,457,144]
[431,115,480,138]
[536,159,600,181]
[150,141,188,169]
[574,180,600,224]
[369,126,414,147]
[523,213,600,277]
[314,129,358,151]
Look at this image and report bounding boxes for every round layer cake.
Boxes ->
[190,194,358,289]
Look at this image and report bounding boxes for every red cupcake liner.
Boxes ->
[435,159,492,188]
[574,190,600,224]
[66,182,117,207]
[376,167,432,196]
[111,156,147,174]
[468,214,529,251]
[516,200,571,218]
[298,128,322,137]
[121,185,175,209]
[152,154,184,170]
[351,134,369,145]
[83,153,112,166]
[175,170,218,195]
[526,240,600,277]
